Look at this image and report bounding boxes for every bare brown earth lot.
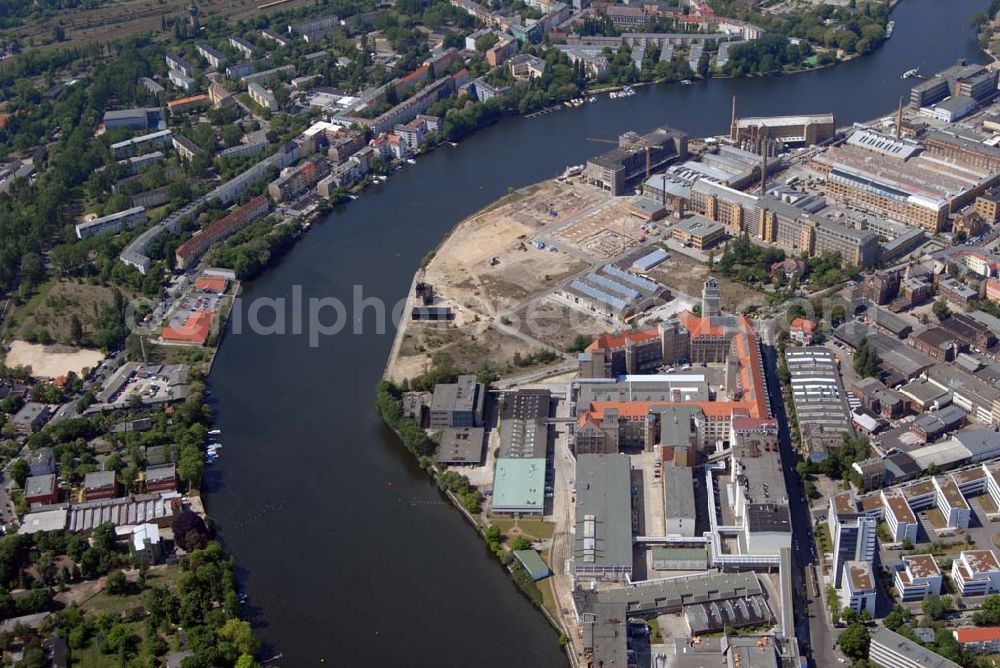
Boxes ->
[645,253,764,313]
[387,178,763,382]
[5,340,105,378]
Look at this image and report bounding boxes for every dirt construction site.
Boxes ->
[386,179,663,382]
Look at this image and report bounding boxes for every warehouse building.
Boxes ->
[584,126,688,195]
[662,463,696,537]
[784,347,854,459]
[492,458,546,515]
[434,427,486,466]
[574,453,633,581]
[429,375,485,429]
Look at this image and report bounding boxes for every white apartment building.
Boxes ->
[952,550,1000,597]
[934,476,971,529]
[893,554,943,603]
[829,491,878,587]
[882,491,918,545]
[841,560,876,617]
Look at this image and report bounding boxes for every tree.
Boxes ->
[884,605,911,631]
[19,252,44,290]
[922,594,952,622]
[837,622,870,659]
[236,656,261,668]
[10,459,29,487]
[973,594,1000,625]
[172,510,209,552]
[104,570,128,595]
[852,338,881,378]
[221,125,242,148]
[932,299,951,321]
[218,618,258,657]
[510,537,533,551]
[826,585,841,624]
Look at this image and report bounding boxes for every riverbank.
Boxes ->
[202,0,993,660]
[373,380,576,664]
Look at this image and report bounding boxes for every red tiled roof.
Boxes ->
[168,94,209,108]
[194,277,228,294]
[955,627,1000,643]
[162,309,214,345]
[400,65,429,84]
[732,417,776,431]
[586,328,660,352]
[584,314,769,422]
[677,311,731,338]
[791,318,815,334]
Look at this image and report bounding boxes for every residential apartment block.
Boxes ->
[75,206,148,239]
[952,550,1000,597]
[840,560,876,617]
[894,554,943,602]
[828,491,877,587]
[174,195,270,269]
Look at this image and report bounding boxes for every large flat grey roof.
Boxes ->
[577,378,709,406]
[575,454,633,571]
[598,570,763,613]
[430,375,481,413]
[435,427,486,465]
[662,464,695,524]
[732,432,791,534]
[499,389,550,422]
[24,474,55,498]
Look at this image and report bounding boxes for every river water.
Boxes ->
[205,0,988,664]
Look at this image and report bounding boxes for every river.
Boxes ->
[204,0,988,664]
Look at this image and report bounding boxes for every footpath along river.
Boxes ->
[205,0,989,663]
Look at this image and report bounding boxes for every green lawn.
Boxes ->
[925,508,945,530]
[80,565,183,617]
[488,516,556,542]
[541,578,560,624]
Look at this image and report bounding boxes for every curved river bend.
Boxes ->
[206,0,988,664]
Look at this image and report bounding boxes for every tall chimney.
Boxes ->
[759,126,768,195]
[730,95,737,141]
[896,96,903,139]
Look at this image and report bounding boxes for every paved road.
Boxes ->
[547,398,580,661]
[493,361,577,389]
[758,318,840,667]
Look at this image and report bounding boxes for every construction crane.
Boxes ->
[586,137,653,181]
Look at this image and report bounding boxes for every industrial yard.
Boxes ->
[388,178,689,383]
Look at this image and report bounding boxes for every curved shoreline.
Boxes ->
[200,0,994,658]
